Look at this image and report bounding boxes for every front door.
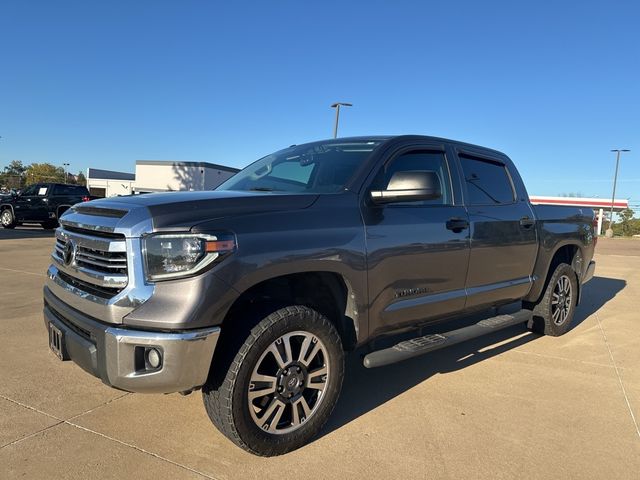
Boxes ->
[363,144,470,337]
[13,185,39,222]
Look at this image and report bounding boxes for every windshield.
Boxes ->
[216,139,383,194]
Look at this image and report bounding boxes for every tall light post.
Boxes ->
[63,163,70,184]
[331,102,352,138]
[605,149,630,238]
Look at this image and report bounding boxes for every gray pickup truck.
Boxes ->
[43,135,595,456]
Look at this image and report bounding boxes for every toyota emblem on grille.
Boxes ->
[63,239,76,266]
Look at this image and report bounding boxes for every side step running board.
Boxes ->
[363,309,532,368]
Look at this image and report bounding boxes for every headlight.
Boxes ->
[142,233,235,281]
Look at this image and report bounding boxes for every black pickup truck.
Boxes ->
[43,136,595,456]
[1,183,90,229]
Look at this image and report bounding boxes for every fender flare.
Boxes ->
[56,204,72,219]
[525,241,585,304]
[219,265,367,347]
[0,203,15,217]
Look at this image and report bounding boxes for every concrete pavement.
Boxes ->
[1,229,639,479]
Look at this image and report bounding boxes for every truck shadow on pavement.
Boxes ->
[0,225,56,240]
[572,276,626,328]
[319,276,626,438]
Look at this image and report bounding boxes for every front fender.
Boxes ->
[0,203,15,216]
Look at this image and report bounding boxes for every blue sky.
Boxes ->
[1,0,638,206]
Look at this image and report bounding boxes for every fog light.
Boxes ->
[145,348,162,369]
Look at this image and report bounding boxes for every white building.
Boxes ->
[86,161,240,197]
[133,160,239,194]
[87,168,136,198]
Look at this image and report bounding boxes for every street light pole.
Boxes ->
[63,163,70,184]
[330,102,352,138]
[605,149,630,238]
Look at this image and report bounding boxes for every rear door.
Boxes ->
[31,184,52,220]
[362,143,470,337]
[457,151,538,309]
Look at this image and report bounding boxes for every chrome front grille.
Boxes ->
[55,239,128,275]
[52,227,129,297]
[46,201,155,324]
[76,248,127,275]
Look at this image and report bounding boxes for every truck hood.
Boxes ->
[68,190,319,233]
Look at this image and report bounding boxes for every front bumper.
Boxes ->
[43,286,220,394]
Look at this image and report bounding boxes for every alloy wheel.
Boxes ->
[1,211,11,226]
[551,274,572,325]
[247,331,329,435]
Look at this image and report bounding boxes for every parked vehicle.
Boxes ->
[43,136,596,456]
[0,193,11,202]
[0,189,17,201]
[1,183,91,229]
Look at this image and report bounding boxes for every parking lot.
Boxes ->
[1,228,639,479]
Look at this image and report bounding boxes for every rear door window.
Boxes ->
[459,155,514,205]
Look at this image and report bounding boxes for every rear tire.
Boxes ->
[524,263,578,336]
[202,305,344,456]
[1,209,17,229]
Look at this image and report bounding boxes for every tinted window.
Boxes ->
[269,161,314,185]
[371,151,452,205]
[20,185,38,196]
[53,184,89,196]
[460,156,514,205]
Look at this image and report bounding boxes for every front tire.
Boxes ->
[1,209,17,229]
[524,263,578,336]
[202,305,344,456]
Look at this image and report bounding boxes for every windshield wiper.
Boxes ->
[249,187,277,192]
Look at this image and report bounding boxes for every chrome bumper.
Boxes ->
[44,286,220,394]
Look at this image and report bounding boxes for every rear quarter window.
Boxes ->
[53,185,89,196]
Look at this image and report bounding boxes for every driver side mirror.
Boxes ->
[370,170,442,204]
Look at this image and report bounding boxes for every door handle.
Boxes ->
[446,218,469,232]
[519,217,535,228]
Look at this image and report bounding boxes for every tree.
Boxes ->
[76,172,87,186]
[25,163,66,185]
[619,208,635,237]
[611,207,640,237]
[0,160,27,189]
